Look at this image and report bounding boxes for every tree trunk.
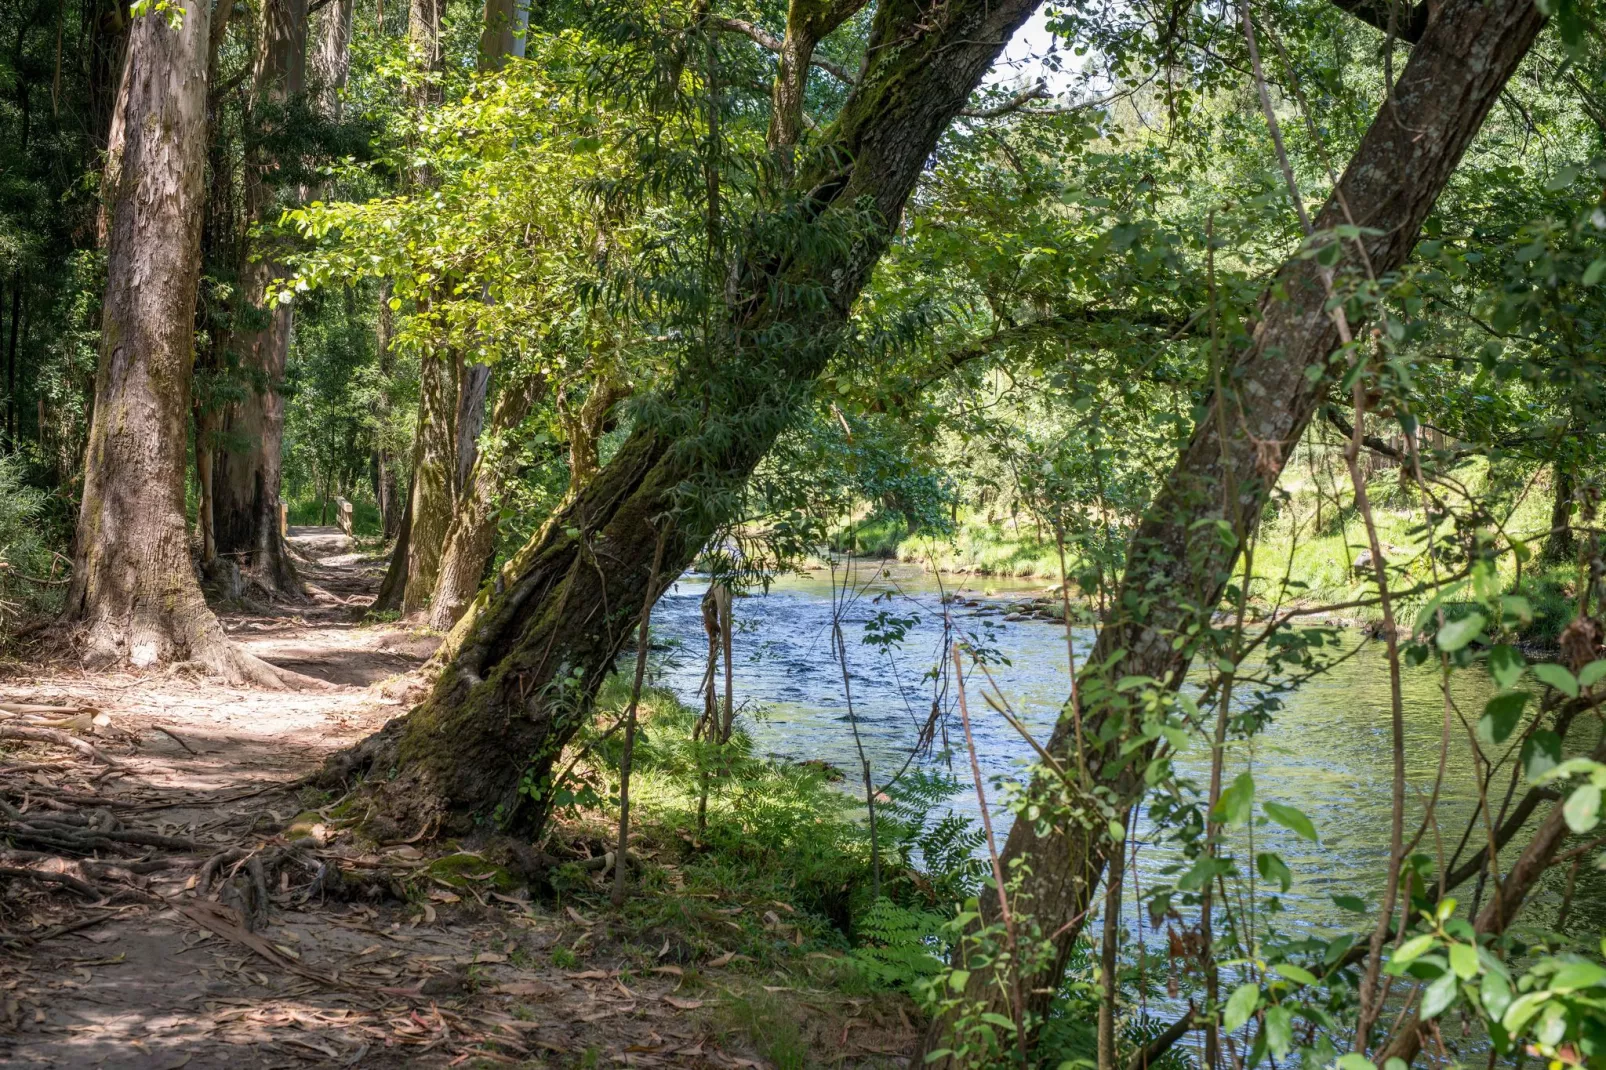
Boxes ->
[214,0,307,596]
[427,373,546,631]
[374,473,414,613]
[914,0,1547,1060]
[1543,463,1575,563]
[311,0,353,116]
[320,0,1045,835]
[195,403,219,564]
[401,350,457,614]
[455,360,490,490]
[66,0,297,687]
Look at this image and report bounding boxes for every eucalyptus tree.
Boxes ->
[212,0,309,594]
[69,0,299,685]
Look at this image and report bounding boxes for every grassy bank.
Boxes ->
[832,457,1578,645]
[471,675,1175,1068]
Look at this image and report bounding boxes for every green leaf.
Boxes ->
[1564,783,1601,833]
[1213,771,1255,826]
[1480,971,1513,1020]
[1533,663,1579,698]
[1223,982,1260,1033]
[1502,990,1552,1034]
[1488,644,1526,688]
[1580,659,1606,689]
[1257,852,1292,892]
[1391,934,1437,969]
[1584,257,1606,286]
[1273,962,1318,986]
[1449,943,1480,980]
[979,1012,1018,1031]
[1332,894,1368,913]
[1550,960,1606,992]
[1264,802,1318,842]
[947,969,970,992]
[1263,1005,1294,1057]
[1548,957,1606,989]
[1521,731,1563,782]
[1437,612,1486,652]
[1335,1056,1375,1070]
[1421,970,1458,1019]
[1478,691,1531,746]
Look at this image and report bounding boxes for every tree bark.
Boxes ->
[427,373,546,631]
[213,0,307,596]
[401,349,457,614]
[321,0,1045,832]
[767,0,867,165]
[1543,463,1575,563]
[913,0,1546,1060]
[311,0,353,116]
[67,0,301,687]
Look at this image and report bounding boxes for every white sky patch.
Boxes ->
[983,7,1084,98]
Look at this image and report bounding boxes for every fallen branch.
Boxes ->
[0,865,102,899]
[0,725,124,766]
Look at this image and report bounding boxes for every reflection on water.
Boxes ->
[649,562,1603,938]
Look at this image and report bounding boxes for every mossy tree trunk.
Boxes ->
[323,0,1046,831]
[914,0,1547,1059]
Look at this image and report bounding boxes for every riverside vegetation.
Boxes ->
[1,0,1605,1064]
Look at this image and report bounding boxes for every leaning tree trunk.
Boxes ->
[427,373,546,631]
[214,0,307,595]
[67,0,300,688]
[320,0,1046,833]
[914,0,1547,1060]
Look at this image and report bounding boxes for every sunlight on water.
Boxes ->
[650,562,1604,941]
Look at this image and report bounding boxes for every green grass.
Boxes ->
[825,457,1579,644]
[286,495,384,536]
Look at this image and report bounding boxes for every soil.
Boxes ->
[0,529,912,1069]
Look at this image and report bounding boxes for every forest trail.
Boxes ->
[0,533,823,1069]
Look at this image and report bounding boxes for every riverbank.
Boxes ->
[830,457,1576,645]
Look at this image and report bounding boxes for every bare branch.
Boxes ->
[707,17,856,84]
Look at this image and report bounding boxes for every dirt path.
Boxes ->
[0,531,885,1069]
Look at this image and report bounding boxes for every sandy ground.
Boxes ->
[0,530,902,1069]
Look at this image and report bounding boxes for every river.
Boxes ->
[648,562,1603,939]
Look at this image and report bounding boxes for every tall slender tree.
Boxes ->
[213,0,307,593]
[68,0,298,686]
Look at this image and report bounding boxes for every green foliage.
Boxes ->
[0,454,60,629]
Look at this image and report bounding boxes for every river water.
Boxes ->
[649,562,1602,938]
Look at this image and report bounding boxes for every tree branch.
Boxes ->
[1126,1005,1197,1070]
[959,80,1049,117]
[707,17,856,84]
[1329,0,1430,43]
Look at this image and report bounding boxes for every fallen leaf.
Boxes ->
[472,952,506,964]
[649,965,683,976]
[706,951,734,968]
[662,995,703,1010]
[567,969,610,980]
[564,906,592,927]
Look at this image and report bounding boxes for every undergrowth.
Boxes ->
[536,676,1165,1069]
